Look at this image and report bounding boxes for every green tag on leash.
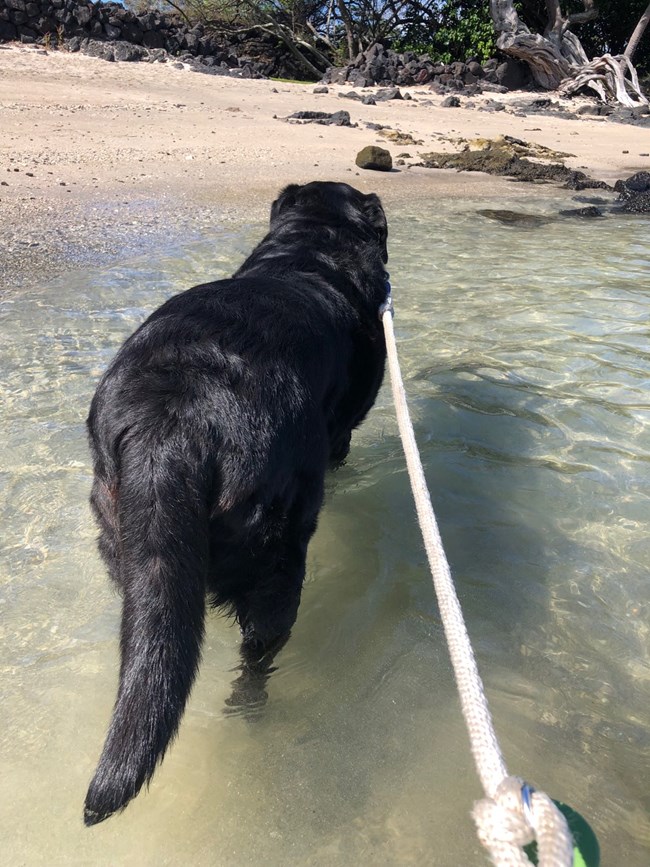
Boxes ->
[523,800,600,867]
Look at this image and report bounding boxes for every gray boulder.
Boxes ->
[113,41,146,62]
[495,59,530,90]
[355,145,392,171]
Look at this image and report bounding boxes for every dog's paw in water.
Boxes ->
[83,182,389,821]
[224,673,270,719]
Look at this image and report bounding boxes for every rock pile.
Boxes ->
[322,42,530,94]
[0,0,316,79]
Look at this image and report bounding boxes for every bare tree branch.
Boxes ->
[567,0,599,27]
[306,19,334,50]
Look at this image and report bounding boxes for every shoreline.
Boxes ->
[1,43,648,292]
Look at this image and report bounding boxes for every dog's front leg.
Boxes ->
[329,429,352,466]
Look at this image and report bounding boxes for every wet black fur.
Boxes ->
[83,182,388,826]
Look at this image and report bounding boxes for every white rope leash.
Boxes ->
[380,291,574,867]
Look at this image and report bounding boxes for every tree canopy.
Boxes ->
[128,0,650,77]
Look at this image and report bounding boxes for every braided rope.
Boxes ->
[381,300,574,867]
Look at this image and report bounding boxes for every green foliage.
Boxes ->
[432,5,497,63]
[126,0,329,33]
[123,0,265,26]
[394,1,497,64]
[179,0,259,25]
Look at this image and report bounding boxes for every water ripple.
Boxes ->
[1,196,649,865]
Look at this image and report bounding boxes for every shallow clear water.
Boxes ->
[1,194,649,865]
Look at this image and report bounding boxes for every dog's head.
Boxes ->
[270,182,388,264]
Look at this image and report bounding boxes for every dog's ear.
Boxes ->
[270,184,301,225]
[363,193,388,264]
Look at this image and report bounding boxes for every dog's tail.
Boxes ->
[84,436,210,826]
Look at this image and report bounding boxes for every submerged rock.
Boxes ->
[477,210,551,228]
[614,172,650,213]
[619,190,650,213]
[571,195,612,205]
[479,205,607,227]
[355,146,393,171]
[558,206,605,218]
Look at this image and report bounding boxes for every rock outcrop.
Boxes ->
[0,0,322,79]
[322,42,530,95]
[615,171,650,212]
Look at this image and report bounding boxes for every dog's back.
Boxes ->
[84,182,388,825]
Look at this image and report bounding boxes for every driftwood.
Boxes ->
[559,53,648,107]
[490,0,649,107]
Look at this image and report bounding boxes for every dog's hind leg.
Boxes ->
[226,485,322,711]
[226,544,306,711]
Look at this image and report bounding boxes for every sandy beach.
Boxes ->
[1,42,649,289]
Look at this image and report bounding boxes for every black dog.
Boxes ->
[83,182,388,826]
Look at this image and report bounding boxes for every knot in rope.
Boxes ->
[473,777,574,866]
[473,777,535,865]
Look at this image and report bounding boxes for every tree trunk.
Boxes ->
[624,2,650,61]
[336,0,356,62]
[490,0,648,106]
[490,0,571,89]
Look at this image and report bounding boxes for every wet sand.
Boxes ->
[1,42,648,289]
